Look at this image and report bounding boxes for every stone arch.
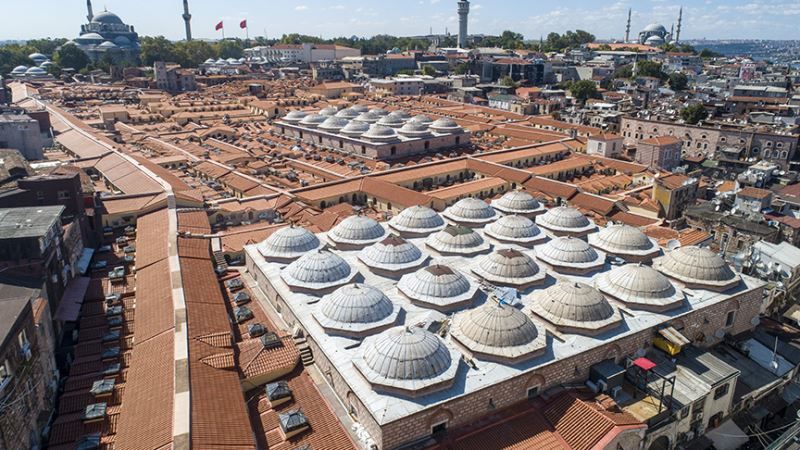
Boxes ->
[649,435,670,450]
[525,373,546,390]
[346,391,359,417]
[426,407,454,429]
[604,344,622,363]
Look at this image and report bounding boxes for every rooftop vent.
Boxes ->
[260,332,283,349]
[82,402,108,423]
[234,306,253,323]
[279,409,310,437]
[266,380,293,405]
[248,323,267,338]
[90,379,116,397]
[75,433,102,450]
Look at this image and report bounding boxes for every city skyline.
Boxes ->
[2,0,799,42]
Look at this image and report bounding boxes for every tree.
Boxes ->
[53,43,90,71]
[214,39,244,59]
[26,38,67,56]
[174,40,215,67]
[613,64,633,79]
[453,62,470,75]
[499,75,518,88]
[139,36,177,66]
[421,65,437,77]
[569,79,599,104]
[634,60,666,80]
[680,104,708,125]
[668,72,689,91]
[698,48,722,58]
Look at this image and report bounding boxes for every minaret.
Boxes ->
[457,0,469,49]
[183,0,192,41]
[86,0,94,22]
[675,6,683,43]
[625,8,631,43]
[670,23,674,42]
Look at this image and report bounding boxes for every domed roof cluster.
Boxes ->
[472,249,546,288]
[397,264,478,311]
[362,124,398,141]
[535,207,596,237]
[257,226,322,262]
[319,106,339,116]
[484,215,545,246]
[430,118,462,132]
[313,284,399,336]
[340,120,370,136]
[358,235,428,274]
[354,326,459,396]
[588,224,660,261]
[281,249,356,292]
[354,111,381,124]
[653,246,741,291]
[528,281,621,335]
[389,205,445,236]
[328,215,386,248]
[443,197,498,226]
[426,225,490,256]
[596,263,684,312]
[535,236,605,273]
[335,107,360,119]
[491,190,545,216]
[318,116,350,132]
[451,301,546,363]
[282,108,463,140]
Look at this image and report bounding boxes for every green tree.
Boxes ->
[668,72,689,91]
[613,64,633,79]
[421,65,437,76]
[139,36,178,66]
[568,79,599,103]
[0,45,34,75]
[698,48,722,58]
[174,40,215,67]
[499,75,518,88]
[214,39,244,59]
[453,62,470,75]
[53,43,90,71]
[680,104,708,124]
[26,38,68,56]
[634,60,667,80]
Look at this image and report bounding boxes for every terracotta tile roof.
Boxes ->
[640,136,680,146]
[475,141,571,165]
[132,258,173,342]
[134,209,170,270]
[529,156,593,176]
[238,336,300,380]
[100,193,167,215]
[429,177,507,201]
[657,174,692,190]
[524,176,579,201]
[569,192,617,216]
[193,160,232,179]
[543,393,643,450]
[738,186,772,199]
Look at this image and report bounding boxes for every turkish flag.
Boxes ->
[240,19,247,29]
[215,21,223,31]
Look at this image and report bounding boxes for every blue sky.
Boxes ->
[2,0,798,41]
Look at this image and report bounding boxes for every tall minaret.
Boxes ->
[86,0,94,22]
[675,6,683,43]
[624,8,631,43]
[457,0,469,48]
[183,0,192,41]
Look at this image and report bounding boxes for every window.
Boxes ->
[390,146,396,156]
[725,310,736,327]
[17,329,28,348]
[36,191,44,201]
[431,421,447,435]
[338,140,343,149]
[361,145,366,154]
[57,191,71,200]
[0,359,10,385]
[527,386,540,399]
[714,383,729,399]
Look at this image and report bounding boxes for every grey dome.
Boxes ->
[451,301,545,362]
[299,113,326,127]
[362,124,398,141]
[389,205,446,235]
[653,246,740,291]
[28,53,47,62]
[329,215,386,247]
[350,104,370,113]
[318,116,350,132]
[588,224,660,260]
[25,67,47,75]
[353,111,381,124]
[340,120,370,136]
[536,206,596,236]
[410,114,433,124]
[398,121,433,137]
[98,41,118,49]
[535,236,605,272]
[491,190,545,215]
[358,235,428,273]
[257,226,321,261]
[281,249,356,291]
[643,23,667,33]
[472,248,546,287]
[386,110,411,121]
[376,114,405,127]
[426,225,490,255]
[645,36,665,46]
[529,281,620,333]
[319,106,339,116]
[596,263,684,311]
[335,107,360,119]
[283,110,308,122]
[113,36,132,46]
[11,65,28,74]
[443,197,498,225]
[77,33,104,42]
[397,265,477,310]
[484,215,545,245]
[430,117,462,133]
[369,108,390,116]
[314,284,398,336]
[92,11,125,24]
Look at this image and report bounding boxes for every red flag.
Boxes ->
[215,21,223,31]
[240,19,247,29]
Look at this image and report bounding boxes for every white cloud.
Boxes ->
[295,5,308,11]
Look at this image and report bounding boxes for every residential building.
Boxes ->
[153,61,197,93]
[0,113,44,160]
[636,136,682,171]
[586,134,624,158]
[652,174,699,220]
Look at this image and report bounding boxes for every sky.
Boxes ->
[2,0,799,42]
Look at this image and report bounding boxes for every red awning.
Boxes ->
[54,276,91,322]
[632,357,656,371]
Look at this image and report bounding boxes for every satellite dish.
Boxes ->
[714,329,725,339]
[666,239,682,251]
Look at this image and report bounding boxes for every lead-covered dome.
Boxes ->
[484,215,546,246]
[350,104,370,113]
[340,120,370,136]
[426,225,490,256]
[596,263,684,312]
[588,224,660,262]
[389,205,446,236]
[528,281,621,335]
[314,284,399,336]
[430,118,463,133]
[397,265,478,311]
[318,116,349,132]
[491,190,545,216]
[451,301,546,363]
[653,246,740,291]
[282,110,308,123]
[443,197,498,226]
[257,226,322,261]
[398,121,433,137]
[92,11,125,24]
[535,206,596,237]
[358,235,428,274]
[535,236,605,274]
[319,106,339,116]
[299,113,326,127]
[328,215,386,248]
[281,249,356,292]
[335,107,360,119]
[376,114,405,128]
[472,248,546,288]
[353,111,381,124]
[410,114,433,124]
[354,326,459,396]
[362,124,398,141]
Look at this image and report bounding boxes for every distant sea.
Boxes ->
[687,40,800,65]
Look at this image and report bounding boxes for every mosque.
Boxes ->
[67,0,140,63]
[625,7,683,47]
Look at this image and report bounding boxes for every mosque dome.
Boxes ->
[92,11,125,25]
[596,263,684,311]
[77,33,104,43]
[39,61,54,68]
[645,36,666,46]
[588,224,660,261]
[491,190,545,216]
[28,53,47,62]
[328,215,386,247]
[25,67,47,76]
[282,110,308,123]
[12,65,29,74]
[410,114,433,124]
[484,215,545,246]
[204,58,216,65]
[339,120,370,136]
[98,41,119,49]
[362,124,398,141]
[335,107,360,119]
[443,197,498,226]
[281,249,356,292]
[653,246,740,291]
[643,23,667,33]
[397,264,477,310]
[398,121,433,137]
[318,116,350,132]
[314,284,398,336]
[529,281,621,334]
[388,205,446,236]
[299,113,326,127]
[257,226,321,261]
[426,225,490,256]
[358,235,428,274]
[113,36,132,46]
[535,206,596,237]
[535,236,605,273]
[319,106,338,116]
[430,117,463,133]
[353,111,381,124]
[355,326,458,396]
[215,58,227,65]
[472,248,546,288]
[451,301,545,363]
[386,110,411,121]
